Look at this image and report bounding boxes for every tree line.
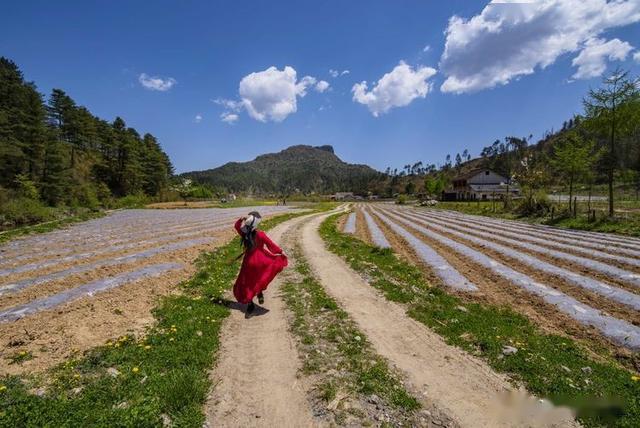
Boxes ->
[0,57,173,216]
[379,69,640,217]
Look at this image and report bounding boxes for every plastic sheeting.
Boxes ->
[0,263,183,323]
[400,210,640,311]
[407,210,640,289]
[362,209,391,248]
[372,208,478,292]
[344,212,356,234]
[429,210,640,258]
[380,208,640,350]
[0,237,214,296]
[437,209,640,250]
[0,206,295,260]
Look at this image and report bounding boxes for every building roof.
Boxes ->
[469,184,519,192]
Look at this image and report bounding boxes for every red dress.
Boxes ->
[233,218,288,304]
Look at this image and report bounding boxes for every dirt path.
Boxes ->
[204,215,318,427]
[300,213,577,428]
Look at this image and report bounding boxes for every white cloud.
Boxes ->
[220,112,239,124]
[194,114,203,123]
[296,75,317,97]
[423,45,431,52]
[236,66,317,122]
[138,73,177,91]
[216,66,324,123]
[329,69,350,78]
[213,98,242,111]
[351,61,436,117]
[440,0,640,93]
[634,51,640,63]
[315,80,330,93]
[571,38,634,79]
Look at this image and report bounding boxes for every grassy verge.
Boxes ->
[281,247,421,426]
[320,213,640,428]
[0,210,311,427]
[0,210,104,245]
[435,201,640,237]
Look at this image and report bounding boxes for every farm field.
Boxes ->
[343,203,640,354]
[1,202,638,426]
[0,206,295,375]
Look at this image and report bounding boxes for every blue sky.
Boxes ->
[2,1,640,173]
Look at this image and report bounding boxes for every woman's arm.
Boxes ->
[259,231,283,254]
[234,218,245,236]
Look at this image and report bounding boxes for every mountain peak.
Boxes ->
[182,144,380,194]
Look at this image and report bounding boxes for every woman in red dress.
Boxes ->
[233,211,288,314]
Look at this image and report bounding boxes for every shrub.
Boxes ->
[516,189,551,216]
[113,193,150,209]
[14,174,39,200]
[0,197,59,229]
[71,184,101,211]
[396,194,407,205]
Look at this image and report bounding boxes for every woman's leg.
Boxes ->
[257,292,264,304]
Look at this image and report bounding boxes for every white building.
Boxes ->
[448,169,519,201]
[332,192,354,200]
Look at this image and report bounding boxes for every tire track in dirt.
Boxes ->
[300,212,579,427]
[204,214,318,427]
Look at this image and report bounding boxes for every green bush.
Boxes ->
[0,197,59,229]
[516,189,551,216]
[187,185,213,199]
[396,194,407,205]
[71,184,101,211]
[14,174,39,200]
[113,193,150,209]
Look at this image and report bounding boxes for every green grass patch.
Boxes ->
[545,215,640,237]
[0,209,313,427]
[281,247,420,424]
[320,213,640,428]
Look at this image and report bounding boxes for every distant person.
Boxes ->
[233,211,288,314]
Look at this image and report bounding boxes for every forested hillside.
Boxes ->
[0,57,173,228]
[379,69,640,218]
[182,145,384,195]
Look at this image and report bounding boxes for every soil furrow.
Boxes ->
[412,209,640,293]
[302,211,578,427]
[423,209,640,265]
[378,208,640,350]
[392,210,640,323]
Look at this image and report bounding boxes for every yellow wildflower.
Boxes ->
[132,367,139,373]
[0,385,6,392]
[632,376,639,382]
[144,345,151,350]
